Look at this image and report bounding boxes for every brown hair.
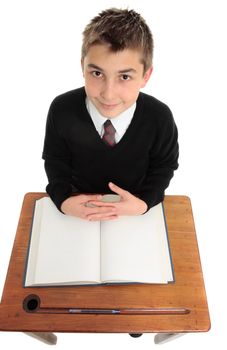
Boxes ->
[81,8,154,74]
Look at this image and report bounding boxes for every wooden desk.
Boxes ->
[0,193,210,344]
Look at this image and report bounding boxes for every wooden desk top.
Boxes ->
[0,193,210,333]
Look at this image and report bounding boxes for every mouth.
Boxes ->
[99,101,120,110]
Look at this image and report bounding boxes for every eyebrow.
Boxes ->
[87,63,137,74]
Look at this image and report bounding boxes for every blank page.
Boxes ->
[101,203,173,284]
[25,198,101,286]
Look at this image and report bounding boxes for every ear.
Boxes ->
[141,66,153,88]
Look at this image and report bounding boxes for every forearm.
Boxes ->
[136,166,175,210]
[44,158,77,211]
[139,115,179,209]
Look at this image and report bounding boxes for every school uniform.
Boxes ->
[42,87,179,212]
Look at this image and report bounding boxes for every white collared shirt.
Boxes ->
[86,98,136,143]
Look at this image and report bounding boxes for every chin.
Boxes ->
[100,109,121,119]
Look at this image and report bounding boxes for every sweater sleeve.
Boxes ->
[136,108,179,210]
[42,100,77,211]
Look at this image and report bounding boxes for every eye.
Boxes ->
[121,74,131,81]
[92,71,103,78]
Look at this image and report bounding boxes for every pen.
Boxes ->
[68,309,120,314]
[35,307,190,315]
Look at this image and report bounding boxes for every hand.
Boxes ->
[61,194,118,221]
[89,182,148,217]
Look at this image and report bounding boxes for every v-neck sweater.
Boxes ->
[42,87,179,212]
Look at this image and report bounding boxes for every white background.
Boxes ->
[0,0,226,348]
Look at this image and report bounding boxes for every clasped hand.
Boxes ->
[61,182,147,221]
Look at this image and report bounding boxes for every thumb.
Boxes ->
[83,194,102,202]
[108,182,130,198]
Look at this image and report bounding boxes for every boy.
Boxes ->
[42,8,179,221]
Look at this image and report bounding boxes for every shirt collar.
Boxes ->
[86,98,105,135]
[86,98,136,138]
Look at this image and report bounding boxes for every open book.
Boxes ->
[24,197,174,286]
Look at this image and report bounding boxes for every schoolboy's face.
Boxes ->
[82,44,152,118]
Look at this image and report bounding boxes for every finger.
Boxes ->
[88,200,118,208]
[95,215,118,221]
[86,207,117,218]
[84,206,116,216]
[88,214,118,221]
[80,194,102,203]
[108,182,129,198]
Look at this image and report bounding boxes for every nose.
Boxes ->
[100,79,117,102]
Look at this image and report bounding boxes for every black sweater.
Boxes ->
[42,87,179,211]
